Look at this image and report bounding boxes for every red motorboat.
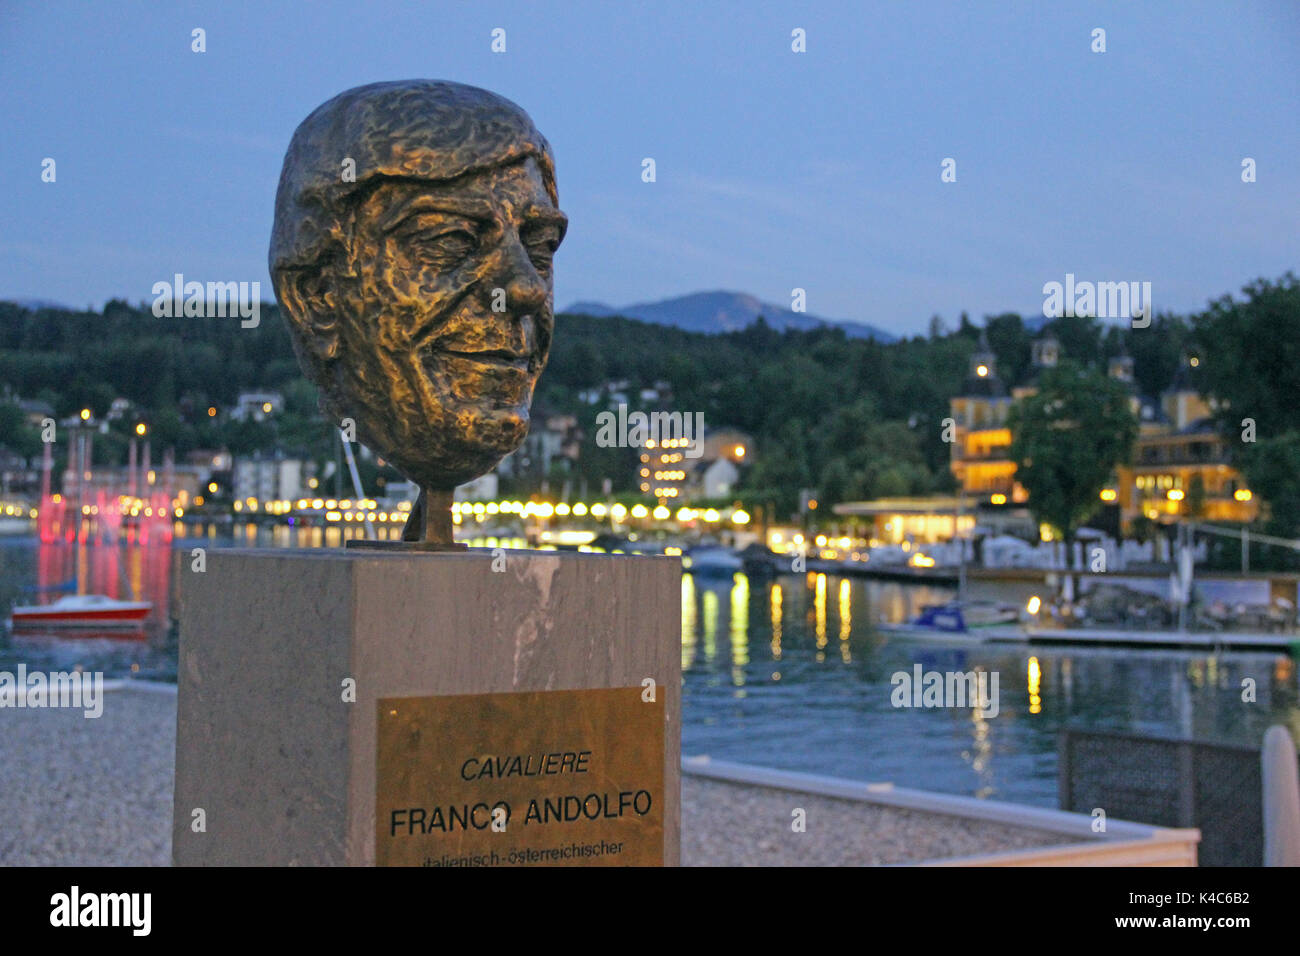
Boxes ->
[10,593,152,630]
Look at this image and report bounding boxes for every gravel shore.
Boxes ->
[0,685,1076,866]
[0,687,174,866]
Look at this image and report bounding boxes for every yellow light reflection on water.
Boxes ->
[701,589,718,664]
[838,577,852,637]
[770,583,782,660]
[814,573,827,654]
[680,573,696,671]
[129,546,142,603]
[838,578,853,662]
[968,701,994,799]
[1028,656,1042,715]
[731,573,749,686]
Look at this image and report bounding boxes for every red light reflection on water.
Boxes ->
[30,491,174,630]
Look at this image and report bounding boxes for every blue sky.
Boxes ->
[1,0,1296,336]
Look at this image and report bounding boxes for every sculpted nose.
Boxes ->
[494,237,548,314]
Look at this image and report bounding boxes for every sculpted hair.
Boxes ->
[268,79,559,385]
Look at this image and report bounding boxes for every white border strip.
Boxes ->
[682,754,1195,841]
[103,679,178,695]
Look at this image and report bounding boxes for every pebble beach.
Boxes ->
[1,685,1078,866]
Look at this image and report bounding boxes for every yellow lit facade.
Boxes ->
[832,497,976,544]
[1115,437,1257,526]
[948,337,1027,502]
[1111,355,1255,528]
[950,339,1258,531]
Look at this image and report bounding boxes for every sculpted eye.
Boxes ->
[523,225,561,272]
[413,229,478,261]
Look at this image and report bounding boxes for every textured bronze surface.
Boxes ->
[376,688,666,866]
[269,81,566,544]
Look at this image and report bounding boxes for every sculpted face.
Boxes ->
[339,158,566,489]
[269,81,565,542]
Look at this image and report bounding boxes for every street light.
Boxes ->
[135,423,147,436]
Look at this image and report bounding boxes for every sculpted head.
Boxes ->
[269,80,566,496]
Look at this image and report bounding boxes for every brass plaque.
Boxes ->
[376,687,664,866]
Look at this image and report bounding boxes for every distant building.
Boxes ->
[950,331,1257,534]
[700,428,752,465]
[17,398,54,428]
[185,449,233,472]
[688,457,739,500]
[0,447,38,494]
[498,412,582,481]
[948,329,1022,501]
[230,391,284,423]
[455,472,498,502]
[832,496,979,545]
[105,397,134,422]
[1112,354,1257,527]
[383,479,419,506]
[636,427,751,501]
[233,453,307,502]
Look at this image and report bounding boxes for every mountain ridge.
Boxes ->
[560,290,896,342]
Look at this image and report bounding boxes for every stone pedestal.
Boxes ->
[172,548,680,866]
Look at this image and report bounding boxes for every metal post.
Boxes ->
[956,489,967,601]
[340,429,376,541]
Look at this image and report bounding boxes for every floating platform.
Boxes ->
[971,625,1300,653]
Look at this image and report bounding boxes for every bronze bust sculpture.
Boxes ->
[269,80,566,545]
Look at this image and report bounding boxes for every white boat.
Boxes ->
[682,545,743,576]
[877,600,1022,642]
[10,593,152,629]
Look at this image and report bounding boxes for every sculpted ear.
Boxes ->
[275,265,341,362]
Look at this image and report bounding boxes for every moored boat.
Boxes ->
[682,544,743,576]
[10,593,152,629]
[876,600,1022,641]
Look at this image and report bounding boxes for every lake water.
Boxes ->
[3,533,1296,807]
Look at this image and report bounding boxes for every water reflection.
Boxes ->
[730,573,748,689]
[1,534,177,681]
[5,532,1298,807]
[1027,656,1042,715]
[769,583,782,662]
[681,569,1300,805]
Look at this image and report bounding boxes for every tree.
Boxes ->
[984,312,1032,386]
[1192,273,1300,536]
[0,403,42,459]
[1046,313,1104,367]
[1009,361,1138,566]
[1125,312,1189,398]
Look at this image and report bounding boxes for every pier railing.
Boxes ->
[1058,728,1263,867]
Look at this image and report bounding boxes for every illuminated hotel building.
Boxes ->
[1111,355,1258,528]
[948,329,1024,502]
[948,334,1258,532]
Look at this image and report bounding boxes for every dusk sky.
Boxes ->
[1,0,1297,336]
